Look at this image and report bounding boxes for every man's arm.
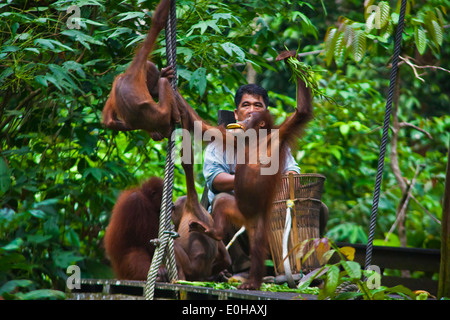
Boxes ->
[204,142,299,196]
[203,143,233,193]
[213,148,299,192]
[212,172,234,192]
[283,147,301,174]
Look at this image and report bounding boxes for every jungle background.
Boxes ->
[0,0,449,298]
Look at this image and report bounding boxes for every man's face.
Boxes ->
[234,94,266,121]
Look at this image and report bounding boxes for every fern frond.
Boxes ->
[324,27,338,66]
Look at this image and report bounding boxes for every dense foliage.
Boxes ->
[0,0,448,298]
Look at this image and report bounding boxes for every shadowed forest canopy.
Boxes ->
[0,0,448,297]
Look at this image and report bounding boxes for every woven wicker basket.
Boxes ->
[268,173,326,276]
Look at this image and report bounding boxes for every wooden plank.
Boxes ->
[335,242,440,294]
[68,279,315,300]
[154,282,307,300]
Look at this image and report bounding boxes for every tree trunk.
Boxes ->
[390,71,407,248]
[438,136,450,299]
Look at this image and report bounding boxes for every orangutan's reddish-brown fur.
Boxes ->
[102,0,182,141]
[171,107,231,281]
[198,51,313,289]
[104,177,163,280]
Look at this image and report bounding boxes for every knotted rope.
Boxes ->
[144,0,178,300]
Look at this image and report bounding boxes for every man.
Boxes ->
[202,83,300,274]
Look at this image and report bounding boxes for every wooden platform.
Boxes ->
[68,278,315,300]
[335,242,440,294]
[67,243,440,300]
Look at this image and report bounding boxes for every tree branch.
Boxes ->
[399,55,450,82]
[399,56,425,82]
[399,121,433,140]
[390,72,407,193]
[385,163,424,243]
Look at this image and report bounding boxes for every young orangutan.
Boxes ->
[171,117,231,280]
[192,51,314,290]
[102,0,183,141]
[171,165,231,280]
[104,177,164,280]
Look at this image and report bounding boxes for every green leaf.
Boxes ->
[21,289,66,300]
[431,19,443,46]
[334,32,346,66]
[379,1,390,29]
[1,238,23,251]
[116,11,145,22]
[221,42,246,61]
[0,158,11,193]
[339,123,350,136]
[34,38,74,52]
[65,227,81,248]
[61,29,104,50]
[343,23,354,48]
[106,27,132,39]
[319,249,336,265]
[391,11,399,24]
[292,11,309,24]
[190,67,207,96]
[52,249,83,268]
[414,26,427,55]
[324,27,338,66]
[190,19,221,35]
[27,234,53,245]
[1,46,20,53]
[125,34,145,48]
[434,7,445,27]
[63,60,86,78]
[48,64,80,92]
[365,11,377,32]
[301,246,316,264]
[335,291,364,300]
[35,75,49,87]
[29,209,46,219]
[329,146,342,160]
[24,48,40,55]
[34,198,59,208]
[83,167,105,182]
[297,266,329,291]
[352,29,366,62]
[324,265,340,297]
[0,280,33,295]
[341,261,362,280]
[177,47,194,63]
[79,18,106,27]
[424,11,443,48]
[384,285,416,299]
[44,74,63,90]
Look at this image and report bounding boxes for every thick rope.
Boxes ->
[165,0,177,89]
[162,0,178,284]
[364,0,407,271]
[145,0,178,300]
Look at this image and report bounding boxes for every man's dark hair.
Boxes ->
[234,84,269,109]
